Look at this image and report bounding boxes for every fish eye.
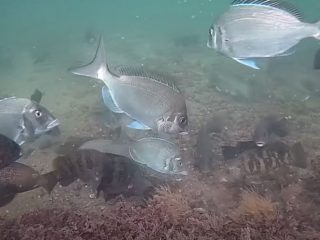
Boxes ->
[34,110,42,118]
[179,116,187,125]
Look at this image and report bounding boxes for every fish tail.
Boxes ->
[69,36,115,83]
[38,171,59,193]
[313,21,320,40]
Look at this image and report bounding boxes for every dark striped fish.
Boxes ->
[238,141,306,175]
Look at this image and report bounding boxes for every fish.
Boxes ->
[29,89,61,138]
[80,137,187,177]
[207,0,320,69]
[50,150,108,191]
[230,141,307,177]
[30,89,44,104]
[0,97,59,145]
[96,153,154,201]
[47,147,154,201]
[129,137,187,176]
[79,139,131,157]
[0,185,16,207]
[70,37,188,134]
[217,141,310,187]
[0,134,22,169]
[252,115,288,147]
[313,48,320,70]
[0,162,55,207]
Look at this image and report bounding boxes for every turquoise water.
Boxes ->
[1,0,320,233]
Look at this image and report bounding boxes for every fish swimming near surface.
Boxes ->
[252,115,288,147]
[0,162,56,207]
[70,37,188,134]
[0,134,22,169]
[0,97,59,145]
[207,0,320,69]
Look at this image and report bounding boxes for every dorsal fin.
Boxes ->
[112,66,181,93]
[231,0,303,20]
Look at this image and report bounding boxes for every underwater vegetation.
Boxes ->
[1,186,320,240]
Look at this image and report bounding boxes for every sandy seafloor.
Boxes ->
[1,0,320,222]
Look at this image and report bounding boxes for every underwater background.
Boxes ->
[2,0,320,239]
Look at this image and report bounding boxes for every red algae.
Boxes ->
[1,185,320,240]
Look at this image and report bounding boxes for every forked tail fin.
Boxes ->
[313,20,320,40]
[69,36,115,82]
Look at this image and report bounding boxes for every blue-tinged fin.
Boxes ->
[101,86,124,113]
[231,0,303,20]
[127,120,151,130]
[232,58,260,70]
[113,65,181,93]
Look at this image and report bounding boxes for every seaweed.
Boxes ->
[1,186,320,240]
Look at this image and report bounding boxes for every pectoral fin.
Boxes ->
[127,121,151,130]
[233,58,260,70]
[101,86,124,113]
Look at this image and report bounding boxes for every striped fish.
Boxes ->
[238,141,306,175]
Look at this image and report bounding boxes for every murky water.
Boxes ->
[1,1,320,239]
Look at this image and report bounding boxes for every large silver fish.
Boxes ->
[207,0,320,69]
[129,137,187,176]
[70,37,188,134]
[0,97,59,145]
[79,137,187,176]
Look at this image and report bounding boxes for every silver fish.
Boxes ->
[129,137,187,176]
[0,97,59,145]
[79,137,187,176]
[70,37,188,134]
[207,0,320,69]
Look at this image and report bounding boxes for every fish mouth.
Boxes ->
[256,141,265,147]
[47,119,60,129]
